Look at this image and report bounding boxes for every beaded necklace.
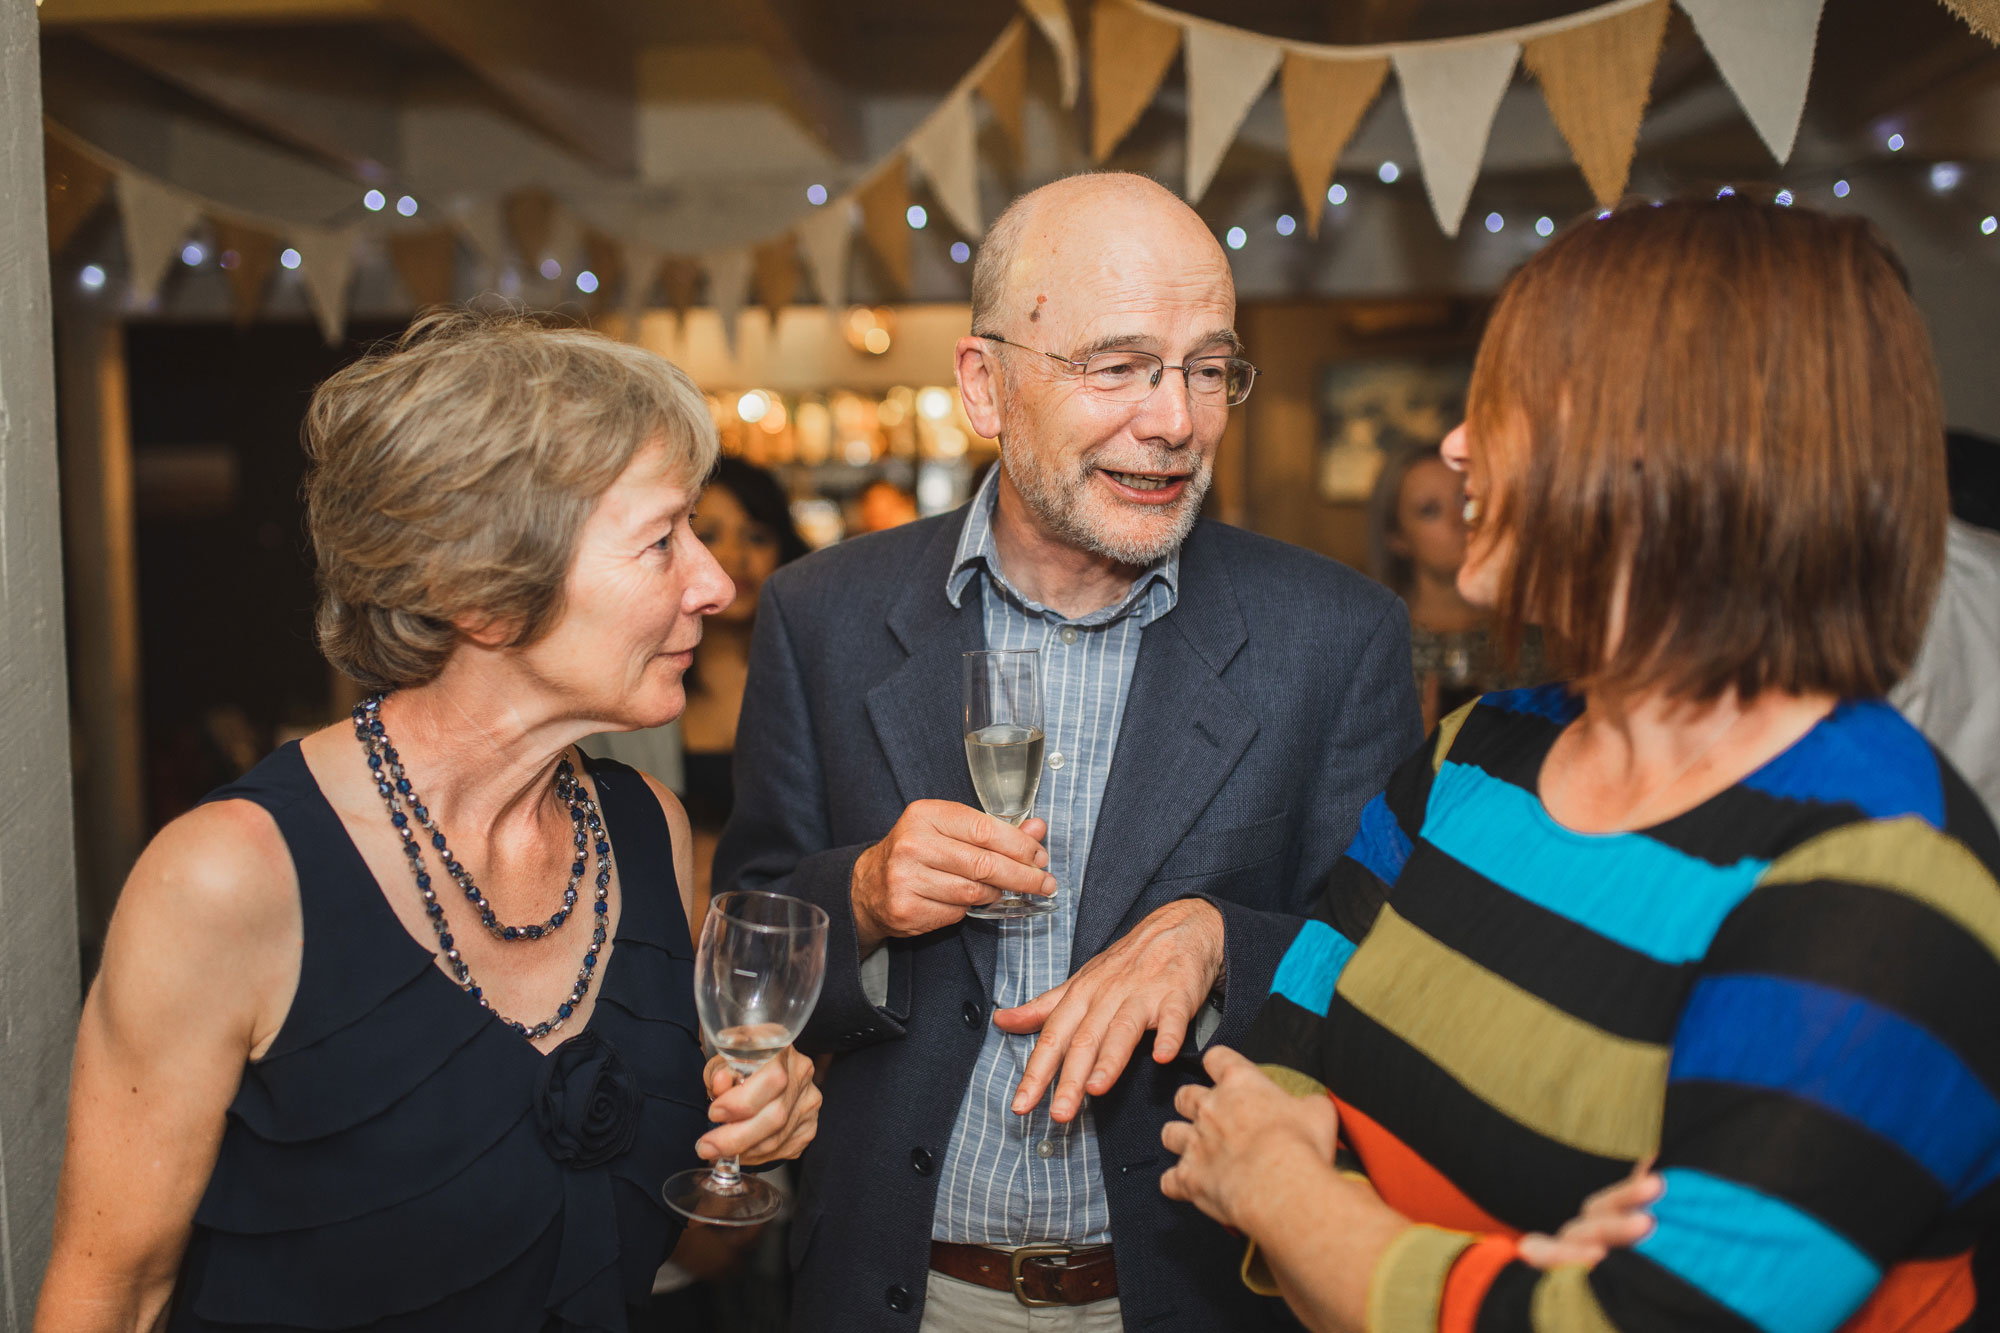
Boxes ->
[352,694,610,1041]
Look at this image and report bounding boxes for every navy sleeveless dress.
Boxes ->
[169,743,709,1331]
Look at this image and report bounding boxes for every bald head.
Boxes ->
[970,173,1233,338]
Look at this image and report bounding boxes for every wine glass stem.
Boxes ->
[710,1154,744,1189]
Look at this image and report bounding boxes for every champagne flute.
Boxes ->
[962,649,1056,920]
[663,891,828,1227]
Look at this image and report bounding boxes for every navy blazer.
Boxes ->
[714,505,1421,1332]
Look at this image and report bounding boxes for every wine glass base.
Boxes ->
[662,1168,783,1228]
[965,893,1059,921]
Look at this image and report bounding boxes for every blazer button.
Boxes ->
[961,1000,982,1029]
[886,1283,912,1313]
[911,1147,935,1175]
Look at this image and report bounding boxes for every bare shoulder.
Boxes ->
[120,800,299,936]
[633,769,695,853]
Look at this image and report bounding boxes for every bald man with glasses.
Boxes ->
[714,172,1420,1332]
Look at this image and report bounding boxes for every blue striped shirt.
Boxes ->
[930,468,1179,1246]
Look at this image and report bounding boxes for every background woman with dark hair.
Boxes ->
[1367,440,1543,729]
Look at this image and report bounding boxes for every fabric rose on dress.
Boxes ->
[534,1029,642,1169]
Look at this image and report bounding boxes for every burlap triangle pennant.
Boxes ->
[1091,0,1182,162]
[908,90,983,239]
[1940,0,2000,43]
[661,257,703,328]
[857,158,913,294]
[978,19,1031,159]
[212,218,281,326]
[1525,0,1670,206]
[387,227,459,310]
[797,200,856,310]
[45,133,113,258]
[1282,53,1388,237]
[114,170,202,305]
[583,230,623,310]
[449,197,509,273]
[754,236,801,326]
[291,225,357,344]
[1184,21,1283,203]
[1019,0,1080,107]
[619,241,662,338]
[503,187,557,269]
[1393,40,1521,237]
[704,248,754,357]
[1677,0,1825,164]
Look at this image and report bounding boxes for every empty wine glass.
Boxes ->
[963,649,1055,920]
[663,891,828,1227]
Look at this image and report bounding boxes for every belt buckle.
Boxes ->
[1009,1244,1072,1308]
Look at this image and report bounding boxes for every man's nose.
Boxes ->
[1131,369,1198,445]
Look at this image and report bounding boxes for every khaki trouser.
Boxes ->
[919,1269,1123,1332]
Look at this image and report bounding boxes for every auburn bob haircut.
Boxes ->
[1465,195,1946,703]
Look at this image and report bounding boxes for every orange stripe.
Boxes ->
[1336,1096,1517,1237]
[1440,1235,1520,1333]
[1837,1252,1976,1333]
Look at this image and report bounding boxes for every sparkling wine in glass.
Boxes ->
[663,891,828,1227]
[963,649,1055,920]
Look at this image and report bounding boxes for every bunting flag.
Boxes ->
[45,132,113,257]
[212,218,281,326]
[504,187,558,270]
[1393,40,1522,236]
[291,225,357,344]
[754,236,801,326]
[1281,53,1389,236]
[448,197,509,273]
[1184,22,1284,203]
[1019,0,1080,108]
[703,248,754,356]
[908,91,984,239]
[1525,0,1670,206]
[387,227,458,309]
[1675,0,1825,164]
[620,241,662,336]
[978,19,1031,159]
[661,257,703,327]
[545,206,583,283]
[856,158,913,294]
[1091,0,1183,161]
[1940,0,2000,42]
[797,198,856,310]
[115,171,202,305]
[584,229,624,310]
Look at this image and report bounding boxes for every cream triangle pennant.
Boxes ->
[620,241,661,338]
[1282,53,1388,237]
[908,91,983,239]
[1393,40,1521,237]
[1676,0,1825,165]
[1184,22,1284,203]
[704,248,754,358]
[114,170,202,306]
[291,225,358,345]
[449,197,509,274]
[797,199,857,310]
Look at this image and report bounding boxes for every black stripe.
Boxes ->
[1241,994,1326,1073]
[1591,1249,1766,1333]
[1699,879,2000,1091]
[1309,858,1388,944]
[1664,1079,1948,1268]
[1638,781,1861,865]
[1446,702,1564,792]
[1941,761,2000,877]
[1393,846,1694,1043]
[1471,1261,1539,1333]
[1320,997,1632,1234]
[1386,737,1439,839]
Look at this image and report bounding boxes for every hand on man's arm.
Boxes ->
[851,802,1055,954]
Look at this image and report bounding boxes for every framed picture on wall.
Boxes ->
[1316,355,1473,502]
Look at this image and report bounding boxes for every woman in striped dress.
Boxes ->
[1157,196,2000,1333]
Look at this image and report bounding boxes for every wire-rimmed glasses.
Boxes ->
[977,334,1258,407]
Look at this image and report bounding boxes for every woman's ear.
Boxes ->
[1386,529,1412,559]
[453,610,524,649]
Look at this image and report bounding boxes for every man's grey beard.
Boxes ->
[1001,442,1212,568]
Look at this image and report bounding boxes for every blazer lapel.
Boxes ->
[862,512,998,995]
[1071,527,1257,966]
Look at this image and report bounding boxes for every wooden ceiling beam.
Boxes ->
[732,0,864,161]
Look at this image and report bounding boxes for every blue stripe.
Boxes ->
[1672,973,2000,1199]
[1634,1168,1880,1333]
[1423,761,1768,963]
[1742,700,1944,826]
[1480,683,1582,724]
[1271,920,1357,1017]
[1346,794,1412,888]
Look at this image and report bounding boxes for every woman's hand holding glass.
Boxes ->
[695,1045,821,1167]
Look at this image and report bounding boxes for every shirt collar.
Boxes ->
[945,464,1181,626]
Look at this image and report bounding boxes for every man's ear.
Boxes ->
[954,336,1005,442]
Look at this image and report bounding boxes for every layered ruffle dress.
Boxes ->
[169,745,708,1331]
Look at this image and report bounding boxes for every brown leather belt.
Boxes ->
[929,1241,1118,1308]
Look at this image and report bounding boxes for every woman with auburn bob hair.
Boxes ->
[36,312,821,1332]
[1157,197,2000,1333]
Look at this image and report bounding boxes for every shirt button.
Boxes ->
[886,1284,912,1313]
[1047,752,1066,771]
[1035,1139,1057,1159]
[962,1000,983,1029]
[911,1147,935,1176]
[1060,627,1079,645]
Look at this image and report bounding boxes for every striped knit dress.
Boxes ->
[1244,685,2000,1333]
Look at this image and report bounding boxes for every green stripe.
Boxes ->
[1760,817,2000,961]
[1431,699,1479,773]
[1531,1265,1621,1333]
[1368,1225,1476,1332]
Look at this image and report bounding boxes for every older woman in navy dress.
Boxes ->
[37,311,821,1331]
